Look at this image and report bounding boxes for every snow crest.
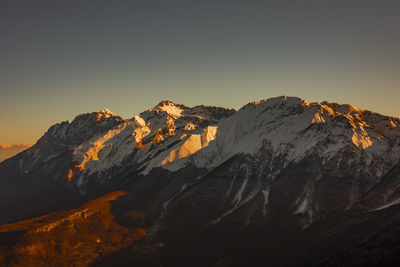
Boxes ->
[22,97,400,193]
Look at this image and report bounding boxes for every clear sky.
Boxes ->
[0,0,399,146]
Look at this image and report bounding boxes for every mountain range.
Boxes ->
[1,96,400,266]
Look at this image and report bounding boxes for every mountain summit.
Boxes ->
[1,96,400,266]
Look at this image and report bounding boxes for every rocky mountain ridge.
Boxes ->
[1,96,400,266]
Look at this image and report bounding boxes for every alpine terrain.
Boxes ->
[1,96,400,266]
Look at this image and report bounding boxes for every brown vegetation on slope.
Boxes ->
[0,191,146,266]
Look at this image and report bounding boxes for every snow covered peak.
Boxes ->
[99,108,117,116]
[152,100,187,118]
[50,100,236,182]
[156,100,186,108]
[177,96,400,179]
[73,109,122,122]
[240,96,309,111]
[95,108,120,122]
[24,109,125,168]
[320,101,363,115]
[19,96,400,193]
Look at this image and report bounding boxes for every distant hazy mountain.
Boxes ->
[1,96,400,266]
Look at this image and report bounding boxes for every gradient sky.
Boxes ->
[1,0,399,145]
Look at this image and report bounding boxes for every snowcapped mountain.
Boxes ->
[1,96,400,266]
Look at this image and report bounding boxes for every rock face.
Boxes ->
[1,96,400,266]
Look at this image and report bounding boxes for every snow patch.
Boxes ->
[374,198,400,211]
[262,188,270,216]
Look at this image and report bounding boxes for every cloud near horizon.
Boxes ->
[0,144,32,162]
[0,144,32,149]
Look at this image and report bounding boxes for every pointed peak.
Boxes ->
[74,108,123,124]
[148,100,188,118]
[154,100,187,110]
[99,108,116,116]
[94,108,121,122]
[156,100,176,107]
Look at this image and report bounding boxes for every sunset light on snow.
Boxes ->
[0,1,399,266]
